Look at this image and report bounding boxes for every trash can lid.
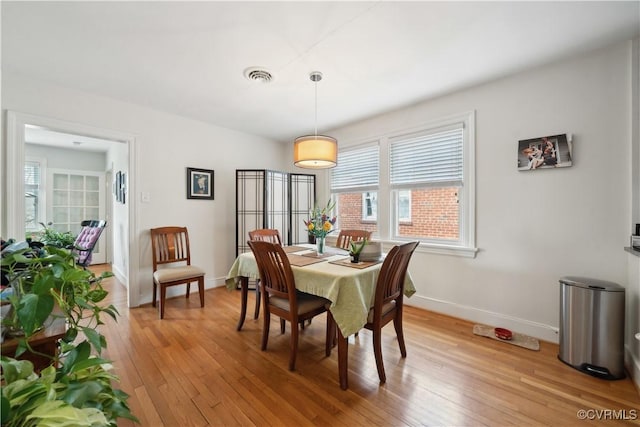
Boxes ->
[559,276,624,291]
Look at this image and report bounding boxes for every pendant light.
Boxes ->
[293,71,338,169]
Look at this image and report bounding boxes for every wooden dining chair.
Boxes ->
[150,226,205,319]
[363,240,419,383]
[248,229,282,319]
[247,240,332,371]
[335,229,372,250]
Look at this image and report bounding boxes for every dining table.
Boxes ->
[225,244,415,390]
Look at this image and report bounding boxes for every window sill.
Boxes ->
[381,240,478,258]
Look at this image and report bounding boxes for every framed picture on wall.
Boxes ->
[517,133,572,171]
[187,167,214,200]
[120,172,126,204]
[115,171,122,203]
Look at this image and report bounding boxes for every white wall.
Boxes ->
[105,141,129,285]
[2,71,291,306]
[26,144,106,171]
[327,40,634,347]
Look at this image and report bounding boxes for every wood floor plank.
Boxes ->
[89,265,639,426]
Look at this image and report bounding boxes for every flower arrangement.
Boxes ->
[303,199,337,239]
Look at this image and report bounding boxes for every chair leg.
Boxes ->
[394,313,407,358]
[280,318,286,334]
[289,319,299,371]
[160,285,167,319]
[253,280,260,320]
[186,282,191,298]
[198,277,205,308]
[372,327,386,383]
[152,281,157,307]
[261,307,270,351]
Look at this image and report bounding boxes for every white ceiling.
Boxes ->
[3,1,639,145]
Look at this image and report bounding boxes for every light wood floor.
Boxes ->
[93,266,640,426]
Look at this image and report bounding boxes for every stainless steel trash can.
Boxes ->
[558,276,625,380]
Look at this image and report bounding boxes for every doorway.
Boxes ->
[5,111,139,307]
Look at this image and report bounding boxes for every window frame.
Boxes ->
[24,156,47,233]
[330,111,477,258]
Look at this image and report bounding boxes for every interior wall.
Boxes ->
[1,71,291,305]
[26,143,106,171]
[327,40,633,346]
[105,141,129,285]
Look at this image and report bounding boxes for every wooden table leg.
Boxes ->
[236,276,248,331]
[337,327,349,390]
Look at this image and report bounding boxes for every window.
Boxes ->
[362,192,377,220]
[398,190,411,222]
[330,144,379,235]
[331,111,476,257]
[24,158,45,232]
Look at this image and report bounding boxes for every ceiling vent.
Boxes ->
[244,67,274,83]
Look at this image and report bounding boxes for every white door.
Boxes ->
[47,168,106,264]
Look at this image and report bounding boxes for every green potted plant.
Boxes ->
[0,241,138,426]
[27,222,76,248]
[349,239,367,263]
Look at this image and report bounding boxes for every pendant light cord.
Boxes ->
[314,79,318,138]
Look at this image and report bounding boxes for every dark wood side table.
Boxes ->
[1,314,66,372]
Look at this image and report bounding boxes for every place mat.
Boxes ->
[329,258,383,269]
[300,251,334,259]
[282,245,309,253]
[472,324,540,351]
[286,254,329,267]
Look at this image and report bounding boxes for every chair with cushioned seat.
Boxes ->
[248,239,332,371]
[247,229,282,319]
[150,226,205,319]
[338,241,419,384]
[70,220,107,268]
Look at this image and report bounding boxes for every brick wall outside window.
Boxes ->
[337,188,459,239]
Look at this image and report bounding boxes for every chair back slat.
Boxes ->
[248,229,282,245]
[374,241,419,307]
[248,240,296,308]
[336,229,372,250]
[150,226,191,270]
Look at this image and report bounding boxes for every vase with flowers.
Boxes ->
[303,199,337,255]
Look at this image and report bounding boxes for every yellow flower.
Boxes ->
[308,223,315,231]
[323,221,332,232]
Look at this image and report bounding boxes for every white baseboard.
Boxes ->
[626,344,640,392]
[405,294,560,343]
[110,264,127,286]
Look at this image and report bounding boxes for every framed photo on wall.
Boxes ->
[517,133,572,171]
[187,167,214,200]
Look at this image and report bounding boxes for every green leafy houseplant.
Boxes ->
[1,242,138,426]
[27,222,76,248]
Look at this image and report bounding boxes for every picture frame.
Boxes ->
[187,167,214,200]
[115,171,122,203]
[517,133,572,171]
[120,172,126,204]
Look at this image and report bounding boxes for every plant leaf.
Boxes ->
[17,293,54,336]
[1,395,10,424]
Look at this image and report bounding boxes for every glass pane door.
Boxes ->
[48,169,105,264]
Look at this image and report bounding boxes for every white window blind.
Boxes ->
[390,126,463,187]
[25,161,41,187]
[331,144,379,191]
